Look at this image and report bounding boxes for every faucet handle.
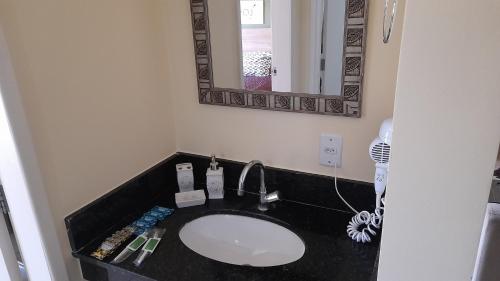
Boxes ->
[264,191,281,203]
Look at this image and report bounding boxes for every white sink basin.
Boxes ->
[178,214,305,267]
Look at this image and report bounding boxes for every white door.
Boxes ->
[473,202,500,281]
[309,0,346,95]
[0,206,22,281]
[308,0,325,94]
[322,0,346,95]
[270,0,292,92]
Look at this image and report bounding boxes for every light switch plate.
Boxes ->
[320,134,342,167]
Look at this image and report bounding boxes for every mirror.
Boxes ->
[211,0,346,95]
[190,0,368,117]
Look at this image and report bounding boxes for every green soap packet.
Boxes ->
[143,238,161,253]
[127,235,148,251]
[111,233,149,264]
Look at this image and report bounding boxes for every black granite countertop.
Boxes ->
[66,153,381,281]
[75,189,379,281]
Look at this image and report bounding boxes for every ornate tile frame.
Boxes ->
[190,0,368,117]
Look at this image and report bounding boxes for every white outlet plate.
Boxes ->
[320,134,342,167]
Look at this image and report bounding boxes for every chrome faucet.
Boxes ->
[238,160,280,211]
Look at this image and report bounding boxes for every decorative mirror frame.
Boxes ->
[190,0,368,117]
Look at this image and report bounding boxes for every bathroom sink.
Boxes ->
[178,214,305,267]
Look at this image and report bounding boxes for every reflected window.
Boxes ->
[240,0,272,91]
[240,0,264,25]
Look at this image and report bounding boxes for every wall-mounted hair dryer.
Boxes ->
[369,118,393,208]
[336,118,393,243]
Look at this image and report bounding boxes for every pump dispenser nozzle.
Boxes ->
[209,154,218,171]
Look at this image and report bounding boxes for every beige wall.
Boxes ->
[0,0,406,279]
[163,0,406,183]
[377,0,500,280]
[208,0,242,89]
[292,0,312,93]
[0,0,176,280]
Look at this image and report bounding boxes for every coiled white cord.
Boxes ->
[346,199,384,243]
[334,164,385,243]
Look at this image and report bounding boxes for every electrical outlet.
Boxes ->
[320,134,342,167]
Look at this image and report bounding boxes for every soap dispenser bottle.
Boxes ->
[206,154,224,199]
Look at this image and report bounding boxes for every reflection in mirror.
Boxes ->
[209,0,347,96]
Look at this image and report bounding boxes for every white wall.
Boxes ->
[377,0,500,280]
[0,0,177,280]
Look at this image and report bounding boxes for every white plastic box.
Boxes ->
[175,190,206,208]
